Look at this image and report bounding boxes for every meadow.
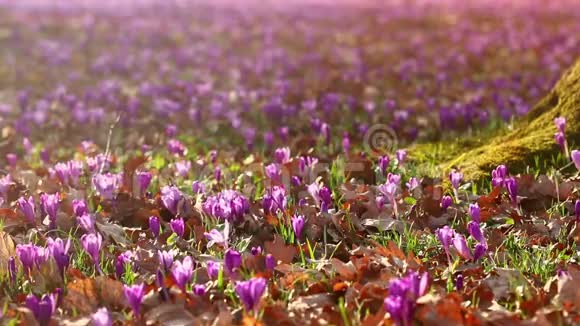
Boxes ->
[0,0,579,325]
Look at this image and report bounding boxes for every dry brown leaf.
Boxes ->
[0,230,15,271]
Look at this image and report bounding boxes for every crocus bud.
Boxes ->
[505,177,518,204]
[77,213,95,234]
[18,196,36,223]
[575,199,580,222]
[555,132,566,151]
[169,218,184,238]
[342,132,350,154]
[572,150,580,171]
[214,166,221,183]
[441,195,453,211]
[123,283,145,317]
[265,254,276,271]
[449,170,463,189]
[81,232,102,273]
[171,256,194,290]
[224,249,242,275]
[395,150,407,164]
[206,261,220,279]
[161,185,182,215]
[378,156,390,176]
[40,193,60,230]
[274,147,291,164]
[46,237,71,276]
[115,251,134,280]
[554,117,566,134]
[251,246,262,256]
[149,216,160,238]
[291,215,305,239]
[469,203,480,223]
[473,243,488,261]
[136,171,152,195]
[467,221,485,243]
[6,153,17,167]
[453,234,472,260]
[72,199,88,217]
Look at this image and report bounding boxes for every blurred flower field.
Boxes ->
[0,0,580,325]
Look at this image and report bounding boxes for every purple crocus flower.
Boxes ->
[149,216,160,238]
[505,177,518,204]
[136,171,152,195]
[436,226,454,262]
[171,256,194,290]
[491,165,508,187]
[469,203,481,223]
[92,173,121,200]
[453,234,472,260]
[554,117,566,134]
[251,246,262,256]
[555,132,566,151]
[81,232,102,273]
[473,243,488,261]
[205,228,228,248]
[262,186,287,214]
[384,271,429,326]
[53,162,70,184]
[449,170,463,189]
[17,243,48,275]
[169,218,185,238]
[235,277,267,312]
[378,155,390,177]
[6,153,17,167]
[202,190,250,222]
[46,237,71,276]
[193,284,206,296]
[92,307,112,326]
[165,124,177,137]
[158,250,176,272]
[67,160,84,186]
[224,249,242,275]
[342,132,350,154]
[572,150,580,171]
[264,163,281,182]
[274,147,291,164]
[206,261,220,279]
[214,166,221,183]
[0,175,14,200]
[26,291,58,326]
[265,254,276,271]
[123,283,145,317]
[72,199,88,217]
[395,150,407,164]
[406,177,419,191]
[115,250,135,279]
[18,196,36,223]
[575,199,580,222]
[167,139,186,156]
[161,185,182,215]
[40,193,60,229]
[77,213,95,234]
[440,195,453,211]
[321,123,331,145]
[467,221,485,244]
[192,181,206,194]
[174,161,191,178]
[378,180,399,216]
[291,215,305,240]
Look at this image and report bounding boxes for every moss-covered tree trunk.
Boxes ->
[424,58,580,181]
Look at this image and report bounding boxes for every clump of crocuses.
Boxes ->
[384,271,429,326]
[202,190,250,222]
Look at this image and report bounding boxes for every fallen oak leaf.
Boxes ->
[264,235,296,264]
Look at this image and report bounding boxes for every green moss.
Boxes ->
[411,58,580,181]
